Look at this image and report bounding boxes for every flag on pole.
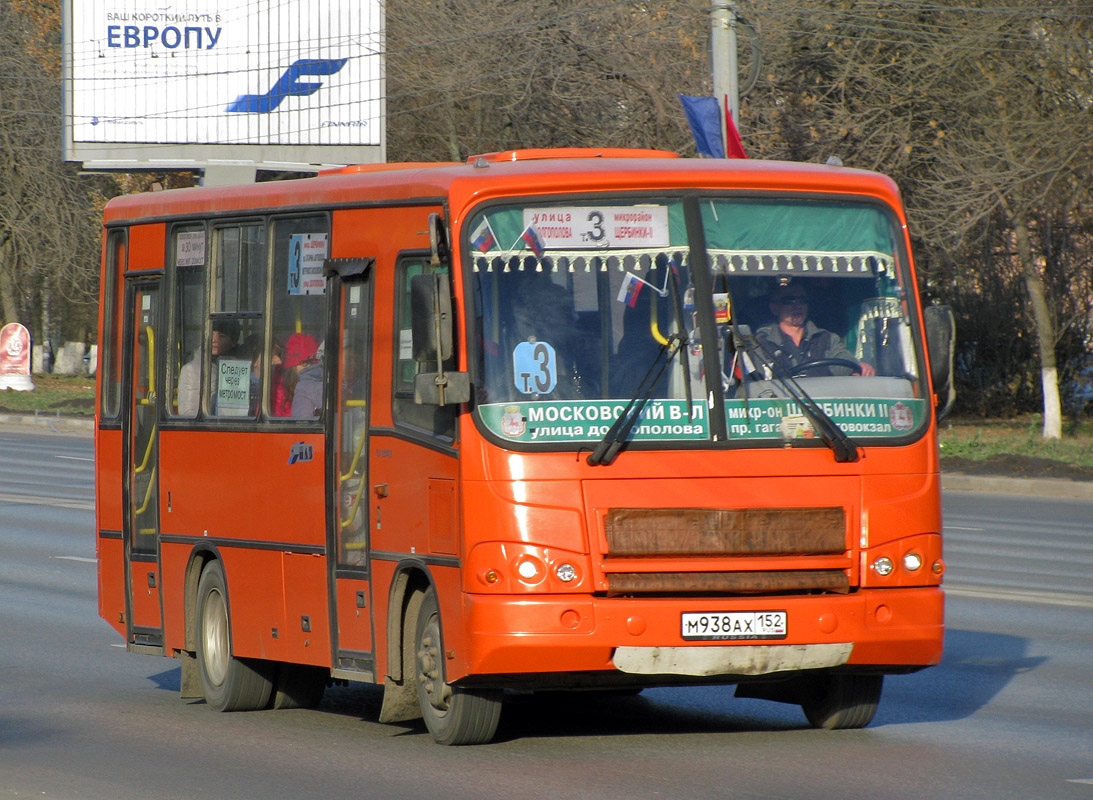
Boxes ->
[520,226,545,258]
[471,217,496,253]
[617,272,644,307]
[679,95,723,159]
[723,97,747,159]
[679,94,747,159]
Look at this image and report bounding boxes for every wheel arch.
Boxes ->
[184,543,224,653]
[383,558,435,683]
[376,558,434,724]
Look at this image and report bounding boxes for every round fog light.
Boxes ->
[555,563,577,583]
[872,556,894,576]
[517,559,541,581]
[903,552,923,571]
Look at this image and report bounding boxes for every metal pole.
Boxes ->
[711,1,740,153]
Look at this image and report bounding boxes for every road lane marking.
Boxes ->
[0,492,94,511]
[945,585,1093,609]
[52,556,97,563]
[1066,779,1093,785]
[56,455,93,461]
[944,525,985,531]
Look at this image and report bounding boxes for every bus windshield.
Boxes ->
[468,196,927,448]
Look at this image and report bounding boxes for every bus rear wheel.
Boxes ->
[195,560,273,712]
[800,673,883,730]
[414,588,502,745]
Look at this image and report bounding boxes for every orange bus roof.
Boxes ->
[102,151,903,225]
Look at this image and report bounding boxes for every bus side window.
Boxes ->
[208,223,265,418]
[100,229,127,421]
[393,258,456,440]
[269,216,330,418]
[170,225,206,418]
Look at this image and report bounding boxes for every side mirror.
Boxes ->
[923,304,956,421]
[410,272,470,406]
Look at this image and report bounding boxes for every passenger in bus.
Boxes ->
[755,281,875,378]
[292,340,324,418]
[276,333,319,416]
[241,335,284,416]
[177,319,240,416]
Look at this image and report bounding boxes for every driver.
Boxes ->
[755,280,875,377]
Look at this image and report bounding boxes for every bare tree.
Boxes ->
[385,0,708,161]
[0,0,109,346]
[740,1,1093,435]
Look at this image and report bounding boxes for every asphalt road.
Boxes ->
[1,426,1091,800]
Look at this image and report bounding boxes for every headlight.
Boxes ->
[555,563,577,582]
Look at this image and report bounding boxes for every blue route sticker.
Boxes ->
[512,341,557,395]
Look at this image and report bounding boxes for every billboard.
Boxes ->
[63,0,385,171]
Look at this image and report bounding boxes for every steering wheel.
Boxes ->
[789,358,862,378]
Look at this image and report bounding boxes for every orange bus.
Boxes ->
[95,149,954,745]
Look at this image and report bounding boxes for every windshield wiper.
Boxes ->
[586,334,682,467]
[732,325,860,463]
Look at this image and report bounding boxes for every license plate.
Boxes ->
[681,611,787,641]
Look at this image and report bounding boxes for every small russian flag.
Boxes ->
[471,218,496,253]
[520,226,545,259]
[617,272,644,308]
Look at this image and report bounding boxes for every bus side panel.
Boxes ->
[158,429,328,663]
[158,544,331,666]
[281,551,331,666]
[369,438,460,558]
[95,428,124,533]
[334,577,373,654]
[369,437,464,680]
[370,558,398,682]
[158,430,325,547]
[220,547,289,661]
[96,427,125,636]
[160,541,193,656]
[97,536,126,638]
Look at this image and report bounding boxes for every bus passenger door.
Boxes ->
[123,280,164,649]
[326,259,375,677]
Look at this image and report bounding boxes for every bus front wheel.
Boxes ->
[414,588,502,745]
[195,560,273,712]
[800,673,883,730]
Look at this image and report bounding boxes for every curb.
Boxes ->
[941,473,1093,500]
[0,413,94,433]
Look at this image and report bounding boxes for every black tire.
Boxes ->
[414,588,502,745]
[801,673,883,730]
[195,560,274,712]
[271,663,327,710]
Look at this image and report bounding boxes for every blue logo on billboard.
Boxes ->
[227,58,348,113]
